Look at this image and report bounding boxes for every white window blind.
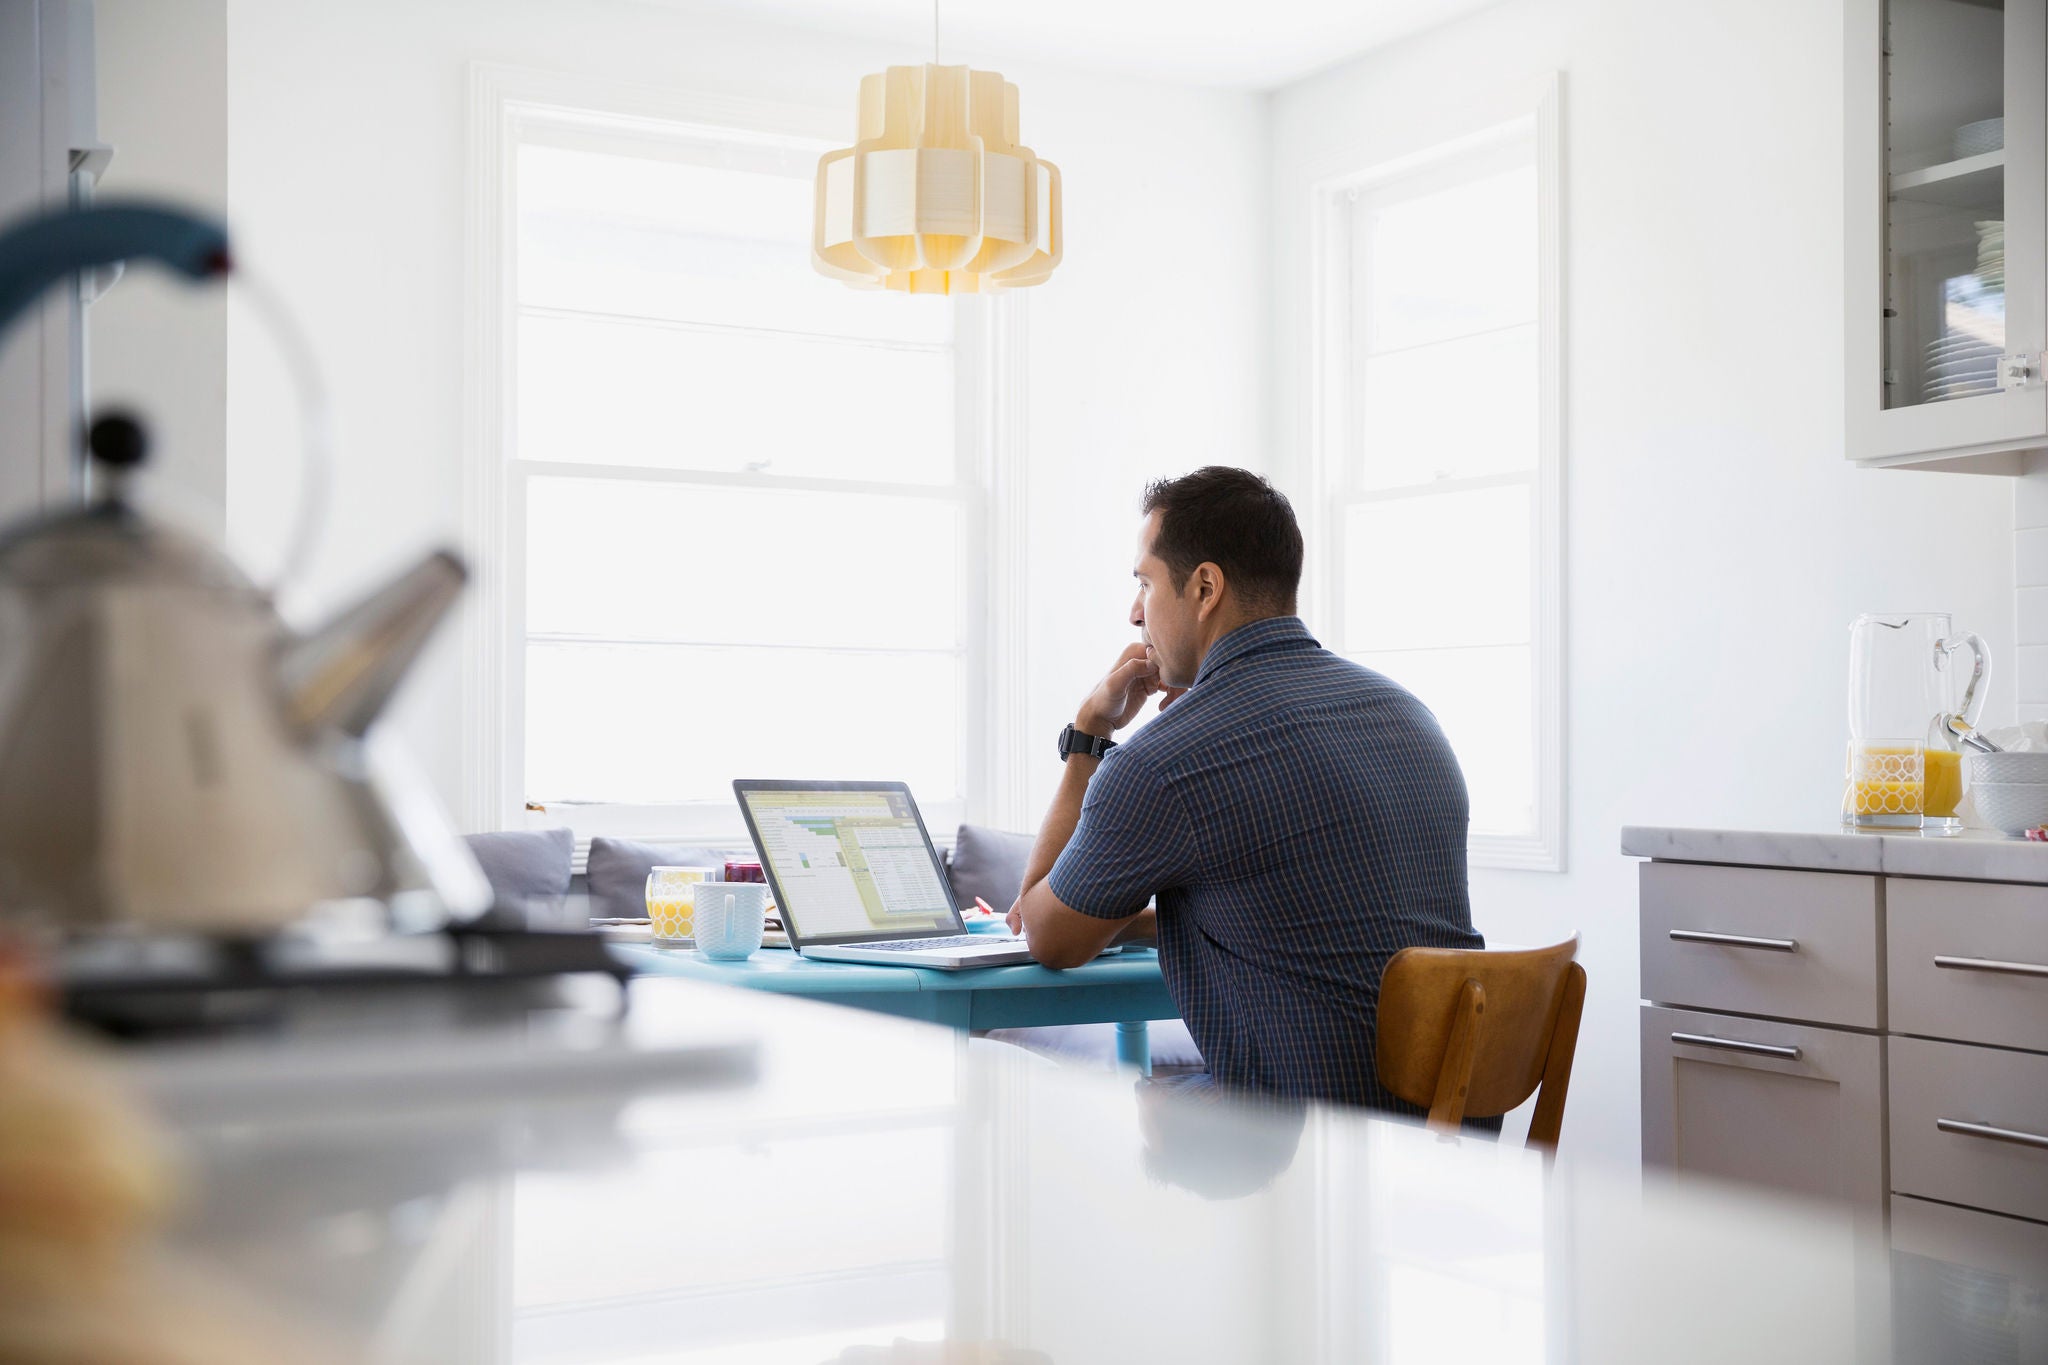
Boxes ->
[1323,106,1564,870]
[506,123,987,839]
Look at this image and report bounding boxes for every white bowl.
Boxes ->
[1965,751,2048,785]
[1969,781,2048,835]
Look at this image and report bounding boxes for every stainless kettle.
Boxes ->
[0,201,489,935]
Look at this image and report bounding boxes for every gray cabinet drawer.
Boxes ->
[1892,1195,2048,1362]
[1889,877,2048,1051]
[1641,1005,1885,1213]
[1640,863,1882,1028]
[1891,1036,2048,1223]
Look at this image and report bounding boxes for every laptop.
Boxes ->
[733,779,1117,970]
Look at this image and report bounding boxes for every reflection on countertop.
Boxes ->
[127,978,1881,1364]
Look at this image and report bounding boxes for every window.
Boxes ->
[475,90,1004,842]
[1314,92,1564,870]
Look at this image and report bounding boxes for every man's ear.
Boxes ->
[1194,562,1226,618]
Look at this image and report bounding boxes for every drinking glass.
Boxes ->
[646,865,718,946]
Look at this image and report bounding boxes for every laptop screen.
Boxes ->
[734,782,963,945]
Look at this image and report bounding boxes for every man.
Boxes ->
[1007,466,1482,1112]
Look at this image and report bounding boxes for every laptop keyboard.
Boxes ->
[862,934,1019,952]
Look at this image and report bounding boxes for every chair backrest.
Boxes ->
[1374,935,1586,1149]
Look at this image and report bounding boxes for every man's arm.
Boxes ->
[1010,749,1140,969]
[1007,644,1180,969]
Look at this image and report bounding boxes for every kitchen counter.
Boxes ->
[1621,823,2048,882]
[126,976,1884,1364]
[1629,819,2048,1353]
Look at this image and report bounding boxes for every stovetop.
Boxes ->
[56,924,629,1038]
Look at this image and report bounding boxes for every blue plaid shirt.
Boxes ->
[1047,616,1482,1111]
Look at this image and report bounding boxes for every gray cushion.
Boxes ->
[462,828,574,911]
[586,836,728,919]
[945,822,1035,913]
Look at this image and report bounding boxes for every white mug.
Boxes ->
[693,881,768,961]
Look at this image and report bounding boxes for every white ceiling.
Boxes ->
[654,0,1504,91]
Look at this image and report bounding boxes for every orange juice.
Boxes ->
[1846,743,1924,820]
[1924,747,1962,819]
[646,866,717,944]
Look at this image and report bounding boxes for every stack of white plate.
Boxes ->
[1977,219,2005,291]
[1925,220,2006,403]
[1954,116,2004,159]
[1925,330,2002,401]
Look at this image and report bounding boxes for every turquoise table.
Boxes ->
[613,931,1176,1075]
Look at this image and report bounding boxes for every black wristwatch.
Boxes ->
[1058,723,1117,762]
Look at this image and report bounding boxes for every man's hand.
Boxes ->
[1006,887,1147,968]
[1078,644,1168,736]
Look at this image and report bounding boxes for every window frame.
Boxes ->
[1307,76,1566,872]
[462,64,1026,846]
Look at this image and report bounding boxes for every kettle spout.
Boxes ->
[281,550,466,737]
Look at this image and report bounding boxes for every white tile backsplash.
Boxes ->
[2015,474,2048,716]
[2020,647,2048,703]
[2021,528,2048,587]
[2021,471,2048,709]
[2019,586,2048,644]
[2021,469,2048,529]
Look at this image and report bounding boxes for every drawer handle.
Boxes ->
[1669,1031,1802,1060]
[1933,954,2048,980]
[1936,1117,2048,1151]
[1668,929,1799,952]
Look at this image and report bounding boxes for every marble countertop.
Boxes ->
[123,977,1880,1364]
[1622,824,2048,882]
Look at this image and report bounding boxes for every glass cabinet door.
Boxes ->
[1850,0,2046,465]
[1884,0,2006,412]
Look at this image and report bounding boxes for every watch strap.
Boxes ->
[1059,723,1116,761]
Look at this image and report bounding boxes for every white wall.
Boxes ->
[92,0,228,539]
[218,0,1267,825]
[1269,0,2018,1170]
[1013,67,1268,818]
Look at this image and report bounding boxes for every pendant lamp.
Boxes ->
[812,58,1062,294]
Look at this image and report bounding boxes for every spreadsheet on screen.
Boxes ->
[742,790,954,939]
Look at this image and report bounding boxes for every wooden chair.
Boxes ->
[1374,935,1586,1150]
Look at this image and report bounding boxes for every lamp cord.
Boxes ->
[933,0,940,63]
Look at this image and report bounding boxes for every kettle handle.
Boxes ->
[0,201,229,340]
[0,200,334,594]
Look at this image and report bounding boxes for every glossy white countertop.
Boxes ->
[114,976,1887,1364]
[1622,823,2048,883]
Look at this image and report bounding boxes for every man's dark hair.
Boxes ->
[1139,466,1304,614]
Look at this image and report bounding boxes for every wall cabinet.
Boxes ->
[1846,0,2048,469]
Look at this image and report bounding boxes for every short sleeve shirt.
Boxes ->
[1046,616,1481,1111]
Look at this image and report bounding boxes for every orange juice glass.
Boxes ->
[1924,746,1963,823]
[1845,742,1923,828]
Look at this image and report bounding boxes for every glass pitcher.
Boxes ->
[1845,613,1991,831]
